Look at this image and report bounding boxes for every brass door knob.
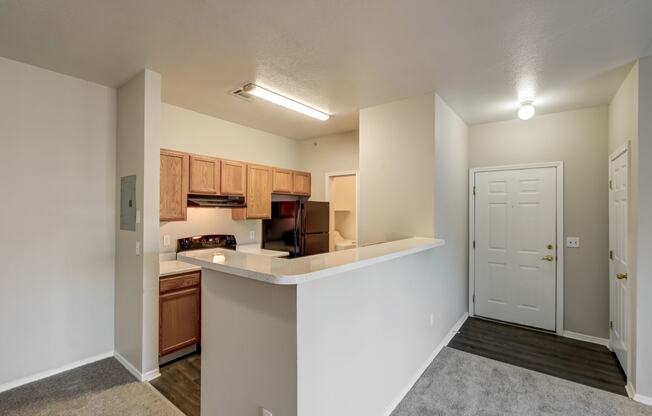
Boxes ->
[541,255,554,262]
[616,272,628,280]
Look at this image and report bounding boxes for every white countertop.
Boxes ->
[235,244,289,257]
[178,237,444,285]
[159,260,201,277]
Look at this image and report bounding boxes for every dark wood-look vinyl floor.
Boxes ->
[150,353,201,416]
[448,317,627,396]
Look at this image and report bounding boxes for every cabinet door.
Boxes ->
[246,165,273,219]
[292,171,311,195]
[189,155,220,194]
[159,286,200,356]
[272,168,293,193]
[221,160,246,195]
[160,150,189,221]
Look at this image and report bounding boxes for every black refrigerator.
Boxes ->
[262,201,329,257]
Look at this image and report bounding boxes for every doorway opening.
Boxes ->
[324,171,359,252]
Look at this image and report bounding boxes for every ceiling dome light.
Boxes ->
[518,102,535,120]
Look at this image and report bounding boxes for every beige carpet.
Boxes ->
[392,347,652,416]
[0,358,184,416]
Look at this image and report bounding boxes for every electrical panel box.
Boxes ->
[120,175,137,231]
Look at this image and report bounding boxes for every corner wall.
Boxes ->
[635,56,652,399]
[608,62,639,384]
[468,106,610,339]
[114,69,161,379]
[297,131,359,200]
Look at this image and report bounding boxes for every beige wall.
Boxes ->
[469,106,610,338]
[297,131,359,201]
[159,103,301,251]
[359,94,435,244]
[608,62,639,383]
[0,57,116,390]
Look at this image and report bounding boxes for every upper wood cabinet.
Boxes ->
[246,165,273,219]
[292,171,311,195]
[272,168,293,194]
[189,155,220,194]
[221,160,246,196]
[160,149,189,221]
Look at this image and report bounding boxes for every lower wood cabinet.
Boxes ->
[159,271,201,357]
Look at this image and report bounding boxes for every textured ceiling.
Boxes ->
[1,0,651,139]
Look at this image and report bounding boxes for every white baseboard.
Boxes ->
[114,351,160,382]
[634,393,652,406]
[0,351,114,394]
[383,312,469,416]
[561,330,610,347]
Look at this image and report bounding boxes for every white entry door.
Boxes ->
[474,167,557,331]
[609,145,629,373]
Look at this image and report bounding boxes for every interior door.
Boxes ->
[610,147,629,372]
[474,167,557,331]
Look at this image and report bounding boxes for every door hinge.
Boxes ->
[473,294,476,304]
[609,320,613,329]
[473,186,476,196]
[473,240,476,249]
[609,250,613,260]
[609,179,613,190]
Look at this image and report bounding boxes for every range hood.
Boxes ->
[187,194,246,208]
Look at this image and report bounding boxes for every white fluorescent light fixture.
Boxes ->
[243,83,330,121]
[518,101,536,120]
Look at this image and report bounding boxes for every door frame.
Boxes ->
[324,170,360,248]
[608,140,630,364]
[468,161,565,335]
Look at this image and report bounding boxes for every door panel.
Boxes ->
[610,148,629,372]
[475,167,557,331]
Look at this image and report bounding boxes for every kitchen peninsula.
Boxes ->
[179,237,445,416]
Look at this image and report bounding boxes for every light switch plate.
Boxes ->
[163,235,171,247]
[261,408,272,416]
[566,237,580,248]
[136,241,141,255]
[250,230,255,240]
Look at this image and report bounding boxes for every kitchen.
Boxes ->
[154,102,360,414]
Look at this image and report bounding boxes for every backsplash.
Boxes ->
[160,207,261,253]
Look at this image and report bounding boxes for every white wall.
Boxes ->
[469,106,610,339]
[0,57,116,389]
[635,56,652,399]
[297,131,359,201]
[433,93,470,335]
[114,69,161,378]
[608,62,639,383]
[359,94,435,245]
[159,103,301,251]
[297,247,462,416]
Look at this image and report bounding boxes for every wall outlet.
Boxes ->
[429,313,435,327]
[136,241,141,255]
[250,230,255,240]
[566,237,580,248]
[163,235,171,247]
[261,408,272,416]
